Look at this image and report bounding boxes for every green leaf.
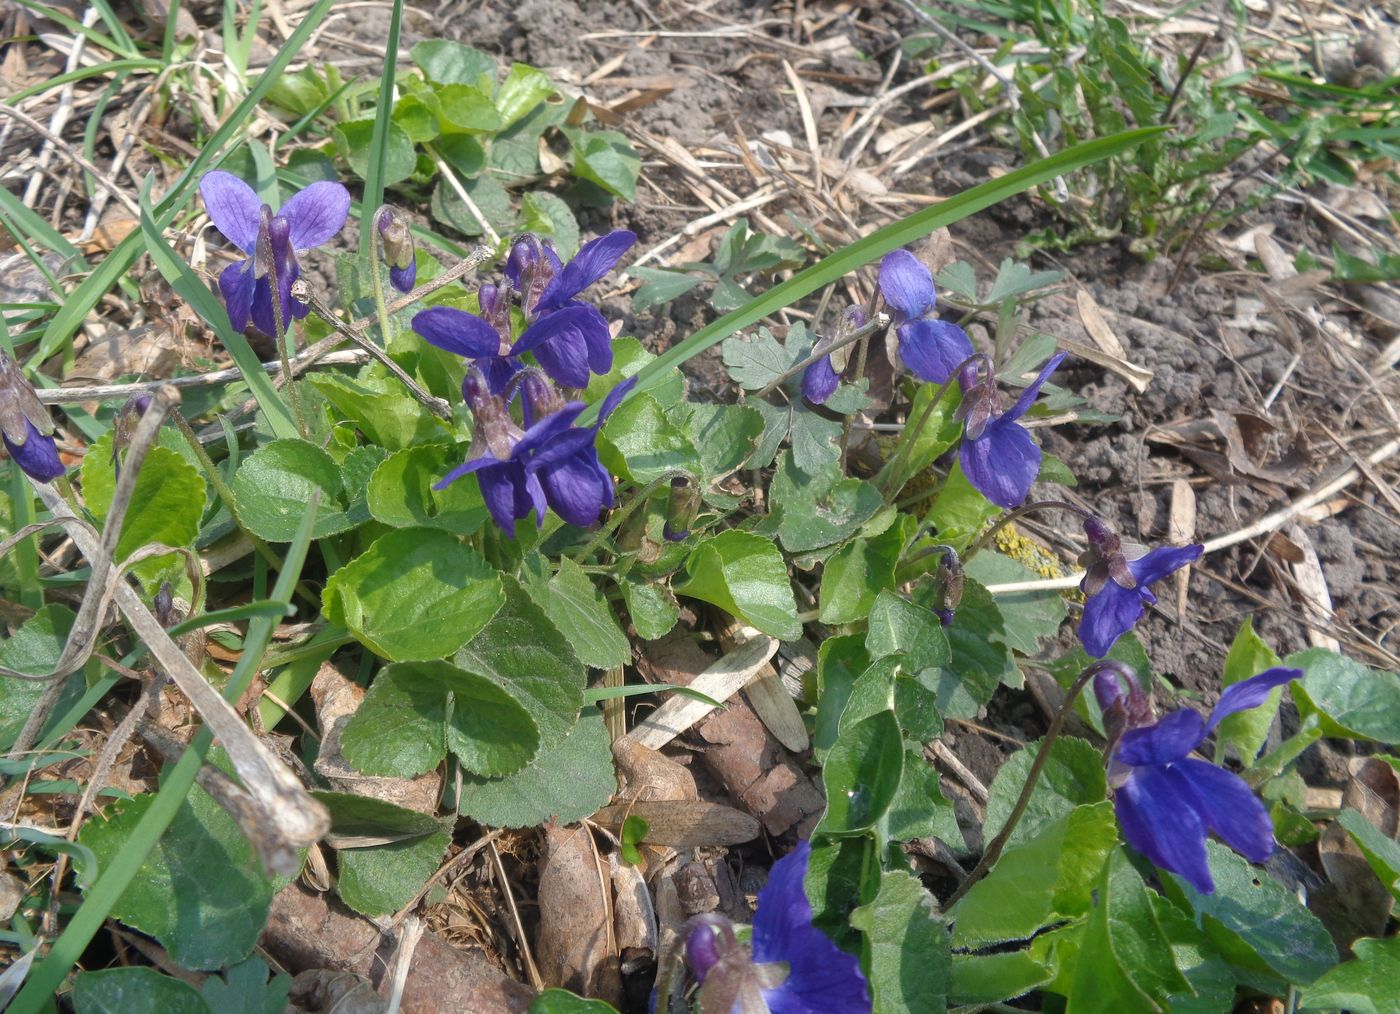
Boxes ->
[866,590,951,671]
[598,391,701,483]
[951,802,1118,948]
[816,710,904,836]
[789,403,843,477]
[530,988,621,1013]
[1336,808,1400,903]
[1215,618,1284,761]
[674,530,802,640]
[679,403,765,479]
[771,451,882,553]
[412,40,495,85]
[79,785,274,970]
[850,869,950,1014]
[323,528,504,662]
[339,664,449,777]
[454,578,585,746]
[434,661,542,777]
[526,557,631,669]
[334,119,415,185]
[314,791,442,842]
[367,443,488,534]
[431,172,515,237]
[308,372,442,450]
[818,520,909,625]
[569,129,640,199]
[618,576,679,640]
[1300,935,1400,1014]
[495,63,554,129]
[0,605,84,750]
[921,578,1018,719]
[928,461,999,545]
[82,433,206,580]
[437,83,503,132]
[199,957,290,1014]
[720,326,800,390]
[884,749,960,844]
[73,968,210,1014]
[458,707,614,828]
[813,635,871,761]
[983,735,1107,848]
[436,132,485,176]
[1167,840,1337,989]
[230,438,359,541]
[962,551,1067,654]
[1288,647,1400,742]
[519,191,579,257]
[392,93,440,143]
[1060,849,1192,1013]
[881,380,964,492]
[337,830,452,917]
[951,952,1052,1006]
[631,266,703,312]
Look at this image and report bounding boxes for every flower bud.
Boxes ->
[663,475,699,542]
[685,914,737,984]
[111,392,154,477]
[929,548,963,626]
[477,282,513,348]
[153,582,176,627]
[1091,660,1152,750]
[505,235,559,317]
[520,369,565,426]
[0,353,64,483]
[374,205,416,293]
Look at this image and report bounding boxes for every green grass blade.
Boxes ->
[32,0,339,365]
[10,0,134,57]
[614,126,1168,415]
[3,60,162,106]
[85,0,137,57]
[357,0,404,254]
[0,187,82,264]
[137,179,300,439]
[6,497,321,1013]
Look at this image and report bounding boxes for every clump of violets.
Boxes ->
[0,353,64,482]
[877,249,973,384]
[412,230,635,394]
[684,840,871,1013]
[436,366,633,534]
[373,205,416,294]
[1078,516,1203,657]
[200,171,350,337]
[953,351,1066,509]
[1096,666,1301,893]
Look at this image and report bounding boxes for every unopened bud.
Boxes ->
[1091,660,1151,750]
[663,475,699,542]
[374,205,416,293]
[0,353,64,483]
[520,369,565,426]
[111,392,155,476]
[930,548,963,626]
[505,235,560,317]
[153,582,176,627]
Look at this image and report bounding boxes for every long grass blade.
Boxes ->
[357,0,404,253]
[617,126,1166,412]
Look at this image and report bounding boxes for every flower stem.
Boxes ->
[369,249,395,347]
[962,498,1093,562]
[268,275,308,438]
[942,662,1101,909]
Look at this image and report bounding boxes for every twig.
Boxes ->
[426,145,501,247]
[293,281,453,420]
[0,103,144,221]
[752,312,890,398]
[489,838,543,990]
[34,351,369,404]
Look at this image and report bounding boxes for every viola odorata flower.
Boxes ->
[200,170,350,337]
[877,249,973,385]
[954,351,1066,510]
[1078,516,1204,657]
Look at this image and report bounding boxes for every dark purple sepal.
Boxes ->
[3,421,64,482]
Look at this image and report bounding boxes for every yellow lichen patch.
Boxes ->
[992,523,1066,581]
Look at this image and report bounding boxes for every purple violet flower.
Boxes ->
[200,170,350,337]
[954,351,1066,510]
[684,840,871,1014]
[877,249,974,384]
[0,354,64,483]
[507,230,636,389]
[1078,517,1204,657]
[412,289,522,396]
[1109,667,1301,893]
[801,355,839,404]
[436,368,632,533]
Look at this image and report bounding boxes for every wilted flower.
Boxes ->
[373,205,416,293]
[954,351,1066,510]
[877,249,973,384]
[684,840,871,1014]
[0,353,64,482]
[1078,516,1203,657]
[200,170,350,337]
[1108,667,1301,893]
[663,475,699,542]
[507,230,635,389]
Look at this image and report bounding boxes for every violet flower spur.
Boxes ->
[954,351,1067,510]
[1107,666,1302,894]
[0,354,64,482]
[684,840,871,1014]
[1077,516,1204,658]
[200,170,350,337]
[877,249,973,384]
[507,230,636,389]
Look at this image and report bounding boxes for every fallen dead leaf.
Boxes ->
[535,822,622,1006]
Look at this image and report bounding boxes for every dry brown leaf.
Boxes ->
[1286,523,1340,651]
[609,853,657,955]
[612,738,698,804]
[593,800,761,848]
[1070,289,1154,392]
[535,823,622,1005]
[1169,478,1196,616]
